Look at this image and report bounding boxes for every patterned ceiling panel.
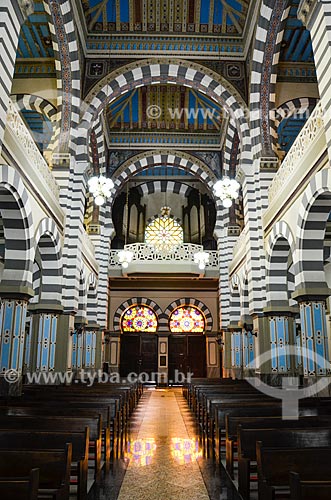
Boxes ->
[82,0,249,35]
[107,85,224,132]
[17,0,53,59]
[280,0,314,63]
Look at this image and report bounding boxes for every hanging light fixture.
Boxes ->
[88,175,114,206]
[194,191,209,270]
[213,177,240,208]
[117,183,133,269]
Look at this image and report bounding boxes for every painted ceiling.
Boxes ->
[17,0,53,59]
[280,0,314,63]
[107,85,223,132]
[81,0,249,35]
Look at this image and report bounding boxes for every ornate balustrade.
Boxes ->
[268,101,324,203]
[109,243,219,272]
[6,99,60,199]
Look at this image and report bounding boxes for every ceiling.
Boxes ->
[17,0,53,59]
[107,85,223,132]
[81,0,249,36]
[280,0,314,63]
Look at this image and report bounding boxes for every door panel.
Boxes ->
[120,334,157,378]
[188,335,206,378]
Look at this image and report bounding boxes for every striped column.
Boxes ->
[0,0,33,151]
[299,0,331,159]
[0,298,28,395]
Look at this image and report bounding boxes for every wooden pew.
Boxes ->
[0,429,89,500]
[0,415,102,478]
[0,444,72,500]
[0,468,39,500]
[256,445,331,500]
[290,472,331,500]
[224,408,329,468]
[237,426,331,499]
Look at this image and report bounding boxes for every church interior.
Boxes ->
[1,0,331,498]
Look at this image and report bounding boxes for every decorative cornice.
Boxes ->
[17,0,34,20]
[298,0,319,28]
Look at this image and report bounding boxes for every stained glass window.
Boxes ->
[121,305,158,333]
[145,213,183,254]
[169,306,205,333]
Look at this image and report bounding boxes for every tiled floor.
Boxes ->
[88,388,240,500]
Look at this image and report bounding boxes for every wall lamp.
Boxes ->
[243,323,258,337]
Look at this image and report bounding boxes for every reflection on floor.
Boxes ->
[88,388,240,500]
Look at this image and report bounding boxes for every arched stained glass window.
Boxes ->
[169,306,205,333]
[121,305,158,333]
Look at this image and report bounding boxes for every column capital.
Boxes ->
[86,322,100,332]
[28,303,64,314]
[298,0,319,28]
[292,287,331,303]
[17,0,34,21]
[263,305,300,317]
[0,285,33,301]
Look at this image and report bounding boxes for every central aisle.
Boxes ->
[118,388,210,500]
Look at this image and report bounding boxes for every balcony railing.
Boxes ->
[109,243,219,274]
[268,101,324,203]
[6,99,60,199]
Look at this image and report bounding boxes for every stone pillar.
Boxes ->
[83,323,99,371]
[229,326,243,379]
[0,0,34,151]
[28,303,63,378]
[157,333,169,385]
[299,0,331,158]
[294,297,330,378]
[55,313,75,374]
[205,333,220,378]
[222,330,232,378]
[262,306,298,384]
[0,296,29,395]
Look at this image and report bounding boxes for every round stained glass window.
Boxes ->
[121,305,158,333]
[169,306,205,333]
[145,215,183,254]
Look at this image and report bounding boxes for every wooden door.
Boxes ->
[120,334,157,378]
[187,335,206,378]
[168,335,187,383]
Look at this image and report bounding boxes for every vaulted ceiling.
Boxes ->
[81,0,250,36]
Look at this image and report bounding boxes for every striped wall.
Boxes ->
[299,1,331,159]
[0,164,34,295]
[11,94,57,122]
[0,0,33,152]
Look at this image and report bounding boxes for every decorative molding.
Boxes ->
[269,101,324,203]
[18,0,34,19]
[6,100,60,199]
[298,0,319,27]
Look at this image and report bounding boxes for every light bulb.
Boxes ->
[198,262,205,270]
[223,198,232,208]
[122,261,129,269]
[95,194,105,206]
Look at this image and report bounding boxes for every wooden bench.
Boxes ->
[256,444,331,500]
[0,468,39,500]
[0,415,102,478]
[237,426,331,499]
[0,444,72,500]
[0,428,89,500]
[290,472,331,500]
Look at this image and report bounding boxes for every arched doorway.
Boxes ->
[168,305,207,381]
[119,304,158,378]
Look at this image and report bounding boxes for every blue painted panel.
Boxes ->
[200,0,211,24]
[120,0,129,22]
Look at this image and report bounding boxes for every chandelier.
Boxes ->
[194,251,210,270]
[145,207,183,254]
[213,177,240,208]
[88,175,114,206]
[118,248,133,269]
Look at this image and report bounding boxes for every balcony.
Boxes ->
[264,101,327,229]
[3,99,63,226]
[109,243,219,277]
